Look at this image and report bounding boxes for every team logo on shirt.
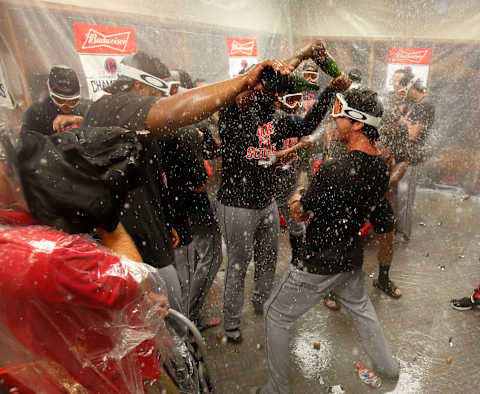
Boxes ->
[245,121,277,160]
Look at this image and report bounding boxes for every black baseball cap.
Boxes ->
[343,87,383,141]
[348,69,362,83]
[47,66,80,100]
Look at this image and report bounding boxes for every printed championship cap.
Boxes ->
[47,66,80,100]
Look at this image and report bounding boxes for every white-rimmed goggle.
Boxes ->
[47,80,80,108]
[331,93,380,128]
[277,93,303,109]
[118,63,180,96]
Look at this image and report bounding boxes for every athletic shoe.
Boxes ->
[225,328,242,344]
[450,296,478,311]
[249,387,262,394]
[252,301,264,315]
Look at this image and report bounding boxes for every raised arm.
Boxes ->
[145,60,293,136]
[284,40,327,69]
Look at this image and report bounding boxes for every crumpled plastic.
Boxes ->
[0,221,172,394]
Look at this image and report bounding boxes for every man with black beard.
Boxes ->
[217,41,351,343]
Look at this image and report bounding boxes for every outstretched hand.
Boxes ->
[245,59,294,91]
[329,73,352,92]
[297,40,327,62]
[288,193,311,223]
[273,137,314,164]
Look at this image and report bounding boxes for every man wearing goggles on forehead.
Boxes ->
[255,87,400,394]
[319,70,403,309]
[21,65,90,135]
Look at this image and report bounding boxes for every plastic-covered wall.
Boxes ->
[1,0,480,392]
[1,0,479,192]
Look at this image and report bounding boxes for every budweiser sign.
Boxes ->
[227,38,258,57]
[388,47,431,65]
[82,29,130,52]
[73,23,136,55]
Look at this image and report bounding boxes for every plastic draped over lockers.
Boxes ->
[0,220,172,393]
[1,0,480,193]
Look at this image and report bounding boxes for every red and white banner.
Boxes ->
[72,23,136,99]
[386,47,432,91]
[227,37,258,78]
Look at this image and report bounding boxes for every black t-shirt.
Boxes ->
[83,92,174,268]
[299,150,389,274]
[179,128,219,234]
[404,97,435,164]
[21,97,90,136]
[369,198,395,234]
[160,127,217,245]
[218,87,334,209]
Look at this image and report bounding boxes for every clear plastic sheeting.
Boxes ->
[0,220,172,393]
[0,0,479,193]
[0,0,480,393]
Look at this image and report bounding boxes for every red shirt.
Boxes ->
[0,212,161,393]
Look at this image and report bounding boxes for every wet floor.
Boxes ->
[200,188,480,394]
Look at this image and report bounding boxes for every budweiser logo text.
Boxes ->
[392,48,429,64]
[82,29,131,52]
[231,39,256,56]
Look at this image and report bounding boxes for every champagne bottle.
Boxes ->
[259,66,320,93]
[315,51,341,78]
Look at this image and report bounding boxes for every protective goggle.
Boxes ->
[118,63,180,97]
[300,70,319,82]
[331,93,380,128]
[47,80,80,108]
[277,93,303,109]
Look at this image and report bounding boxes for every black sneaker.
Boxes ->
[252,301,264,315]
[450,296,477,311]
[225,328,242,344]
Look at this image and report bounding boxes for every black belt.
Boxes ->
[292,243,363,275]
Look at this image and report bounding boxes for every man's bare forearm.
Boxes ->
[146,74,250,134]
[389,161,408,186]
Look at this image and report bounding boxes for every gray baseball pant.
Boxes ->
[188,228,222,322]
[157,263,187,338]
[260,265,399,394]
[172,245,193,315]
[393,165,418,240]
[219,201,279,331]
